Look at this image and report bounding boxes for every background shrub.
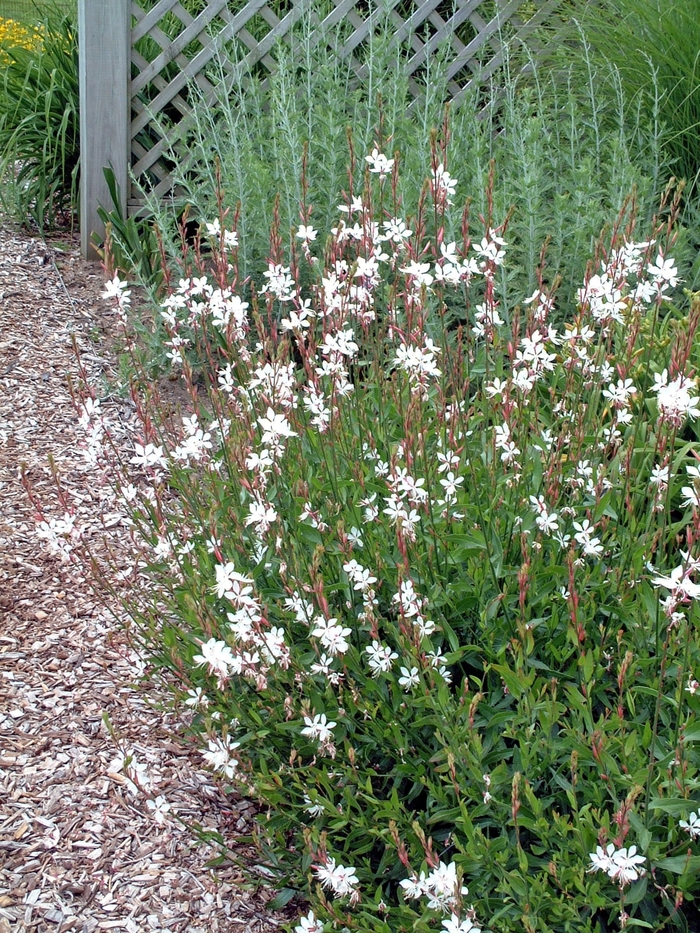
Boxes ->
[115,6,678,326]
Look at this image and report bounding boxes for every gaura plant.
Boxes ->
[50,144,700,932]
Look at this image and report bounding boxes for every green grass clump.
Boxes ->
[567,0,699,192]
[0,7,79,230]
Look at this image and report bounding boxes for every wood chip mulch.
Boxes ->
[0,225,285,933]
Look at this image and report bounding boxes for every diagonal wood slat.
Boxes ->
[127,0,567,209]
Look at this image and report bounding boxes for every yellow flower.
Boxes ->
[0,17,44,64]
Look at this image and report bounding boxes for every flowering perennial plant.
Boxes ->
[55,146,700,932]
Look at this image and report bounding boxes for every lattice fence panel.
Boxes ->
[128,0,566,210]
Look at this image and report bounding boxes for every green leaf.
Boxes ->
[682,723,700,743]
[648,798,698,815]
[654,855,700,874]
[493,664,526,699]
[623,874,648,905]
[268,887,297,909]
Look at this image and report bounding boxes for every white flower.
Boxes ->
[130,442,167,470]
[423,860,469,912]
[365,148,394,178]
[146,795,171,825]
[184,687,209,708]
[245,495,278,535]
[433,163,458,204]
[213,562,251,600]
[529,495,559,534]
[398,666,420,690]
[314,856,359,898]
[192,638,236,681]
[301,713,336,744]
[311,617,352,655]
[399,871,429,899]
[348,526,363,547]
[394,339,442,387]
[202,735,240,779]
[473,233,506,267]
[297,224,318,242]
[442,916,480,933]
[647,253,679,290]
[650,464,670,487]
[102,274,131,305]
[652,370,700,426]
[282,304,315,333]
[602,379,637,408]
[382,217,412,244]
[310,654,343,686]
[261,262,295,300]
[572,519,603,558]
[302,795,325,818]
[365,640,398,676]
[295,909,325,933]
[679,812,700,840]
[681,486,700,509]
[651,564,700,600]
[400,261,434,287]
[258,407,297,448]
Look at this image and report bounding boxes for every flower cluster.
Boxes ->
[588,844,646,887]
[314,856,360,900]
[400,859,482,932]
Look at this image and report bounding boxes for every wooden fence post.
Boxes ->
[78,0,129,260]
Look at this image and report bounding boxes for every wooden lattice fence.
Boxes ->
[78,0,565,258]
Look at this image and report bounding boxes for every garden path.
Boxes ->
[0,225,279,933]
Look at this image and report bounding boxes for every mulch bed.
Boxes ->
[0,224,284,933]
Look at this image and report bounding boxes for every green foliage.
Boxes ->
[97,167,163,291]
[110,4,675,322]
[86,148,700,932]
[0,6,79,230]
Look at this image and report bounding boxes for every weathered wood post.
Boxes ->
[78,0,130,260]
